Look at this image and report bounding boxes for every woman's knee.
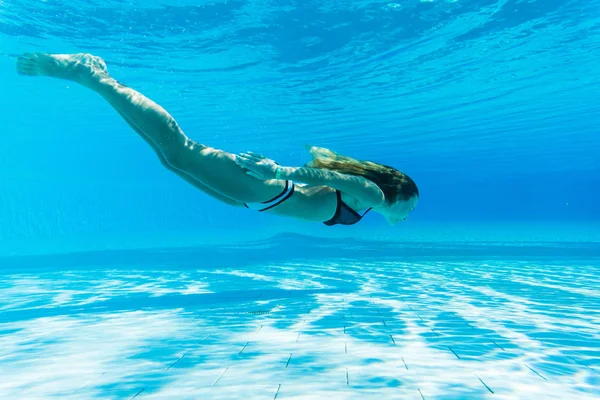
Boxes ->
[161,144,267,203]
[162,144,196,171]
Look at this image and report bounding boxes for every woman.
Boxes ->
[16,52,419,226]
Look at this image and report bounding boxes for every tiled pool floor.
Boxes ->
[1,239,598,399]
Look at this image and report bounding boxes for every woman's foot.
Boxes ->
[16,53,109,87]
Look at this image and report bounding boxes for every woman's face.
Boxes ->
[380,195,418,225]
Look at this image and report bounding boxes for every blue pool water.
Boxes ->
[1,0,599,399]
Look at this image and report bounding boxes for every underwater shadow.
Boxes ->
[3,232,599,272]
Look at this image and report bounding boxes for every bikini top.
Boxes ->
[323,190,372,226]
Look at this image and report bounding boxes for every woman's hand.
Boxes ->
[235,151,281,180]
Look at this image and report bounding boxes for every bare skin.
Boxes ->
[16,52,398,223]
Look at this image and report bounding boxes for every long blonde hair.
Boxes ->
[305,146,419,205]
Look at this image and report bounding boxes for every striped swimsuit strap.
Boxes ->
[244,180,295,212]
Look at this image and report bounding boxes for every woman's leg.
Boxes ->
[114,109,243,207]
[16,52,284,203]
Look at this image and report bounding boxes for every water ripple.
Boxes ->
[2,0,599,172]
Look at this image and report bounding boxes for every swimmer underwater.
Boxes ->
[16,52,419,226]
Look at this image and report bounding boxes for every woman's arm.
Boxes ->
[234,152,385,207]
[276,166,385,207]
